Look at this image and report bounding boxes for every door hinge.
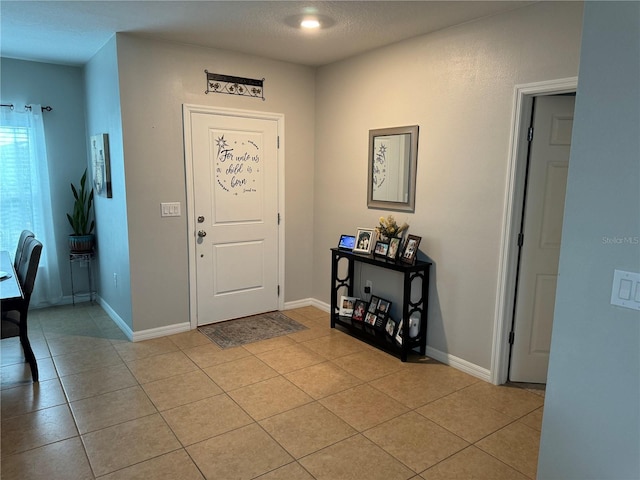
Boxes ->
[527,127,534,142]
[517,233,524,247]
[277,136,280,149]
[277,284,280,296]
[509,331,515,344]
[277,213,281,225]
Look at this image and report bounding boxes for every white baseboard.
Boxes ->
[425,345,491,382]
[309,298,330,312]
[92,296,189,342]
[87,296,490,379]
[283,298,313,310]
[132,322,191,342]
[95,296,133,341]
[283,298,330,312]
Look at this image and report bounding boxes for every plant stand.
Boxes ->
[69,250,95,305]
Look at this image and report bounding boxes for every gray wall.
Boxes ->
[313,1,584,370]
[0,57,87,299]
[537,2,640,478]
[84,36,133,328]
[112,34,316,332]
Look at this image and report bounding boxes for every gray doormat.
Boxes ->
[198,311,307,349]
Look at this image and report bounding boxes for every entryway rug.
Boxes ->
[198,311,307,349]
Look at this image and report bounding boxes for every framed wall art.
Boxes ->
[91,133,112,198]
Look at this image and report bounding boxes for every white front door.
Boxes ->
[187,108,281,325]
[510,95,575,383]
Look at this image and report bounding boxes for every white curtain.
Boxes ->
[0,104,63,306]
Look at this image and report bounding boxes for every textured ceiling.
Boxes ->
[1,1,534,67]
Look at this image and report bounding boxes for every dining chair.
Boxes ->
[1,237,43,382]
[13,229,35,271]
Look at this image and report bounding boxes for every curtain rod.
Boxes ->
[1,103,53,112]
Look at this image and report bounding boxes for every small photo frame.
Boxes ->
[351,300,367,322]
[373,241,389,257]
[367,296,380,313]
[387,237,401,260]
[385,317,399,337]
[339,296,357,317]
[395,319,404,345]
[400,234,422,265]
[365,312,378,326]
[353,228,376,254]
[377,299,391,314]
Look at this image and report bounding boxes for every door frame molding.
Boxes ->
[490,77,577,385]
[182,104,285,329]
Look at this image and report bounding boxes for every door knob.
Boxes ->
[197,230,207,238]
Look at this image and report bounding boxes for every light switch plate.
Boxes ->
[160,202,181,217]
[611,269,640,311]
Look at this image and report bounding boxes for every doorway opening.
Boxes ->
[491,78,577,385]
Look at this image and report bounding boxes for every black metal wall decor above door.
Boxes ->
[205,71,265,100]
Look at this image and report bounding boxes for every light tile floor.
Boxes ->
[1,304,544,479]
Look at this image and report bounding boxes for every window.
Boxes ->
[0,105,62,306]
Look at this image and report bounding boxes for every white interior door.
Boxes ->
[190,111,280,325]
[510,95,575,383]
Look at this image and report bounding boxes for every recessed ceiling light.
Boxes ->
[300,18,321,29]
[285,14,335,30]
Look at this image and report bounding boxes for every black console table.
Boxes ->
[330,248,431,361]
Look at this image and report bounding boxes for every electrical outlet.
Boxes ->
[365,280,372,294]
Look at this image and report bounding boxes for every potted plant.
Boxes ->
[67,168,95,253]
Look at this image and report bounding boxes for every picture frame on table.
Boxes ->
[395,319,404,345]
[400,234,421,265]
[377,299,391,314]
[365,312,378,326]
[353,228,376,254]
[373,241,389,257]
[368,296,380,313]
[385,317,399,337]
[364,295,392,332]
[387,237,401,260]
[351,300,367,322]
[339,296,357,317]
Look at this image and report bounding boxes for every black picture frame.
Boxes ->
[363,295,393,332]
[377,299,391,315]
[384,317,399,337]
[373,240,389,257]
[365,312,378,326]
[387,237,401,260]
[400,234,421,265]
[367,296,380,313]
[351,300,367,322]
